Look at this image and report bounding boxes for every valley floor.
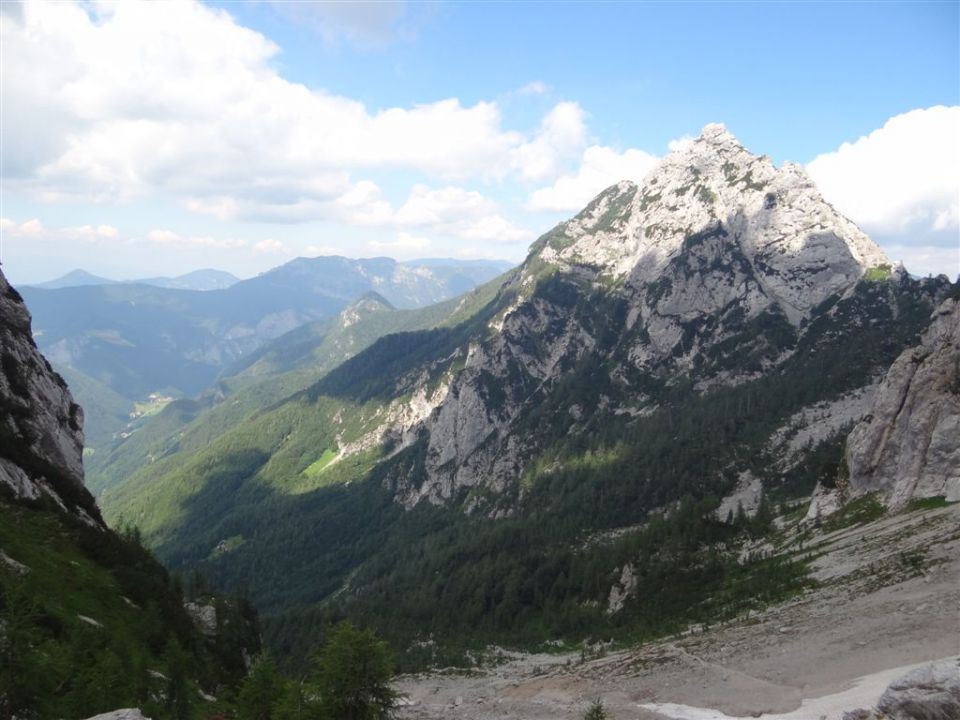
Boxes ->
[396,503,960,719]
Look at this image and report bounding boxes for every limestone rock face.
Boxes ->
[0,267,100,522]
[846,298,960,508]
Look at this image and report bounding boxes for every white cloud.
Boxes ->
[527,145,659,212]
[4,218,49,238]
[807,106,960,242]
[882,244,960,280]
[147,230,182,245]
[369,232,431,251]
[87,224,118,239]
[510,101,588,182]
[2,0,582,221]
[456,215,533,244]
[513,81,549,97]
[1,217,122,243]
[252,238,290,254]
[668,136,694,152]
[147,229,247,249]
[395,185,495,226]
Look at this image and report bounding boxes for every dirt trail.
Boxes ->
[396,504,960,719]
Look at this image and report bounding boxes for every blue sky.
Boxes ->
[1,0,958,282]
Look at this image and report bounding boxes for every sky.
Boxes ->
[1,0,958,284]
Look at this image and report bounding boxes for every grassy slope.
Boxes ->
[0,497,256,718]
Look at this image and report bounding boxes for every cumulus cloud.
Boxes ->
[147,229,248,249]
[807,106,960,243]
[252,239,291,254]
[295,182,535,246]
[1,0,583,224]
[3,218,47,237]
[369,232,431,251]
[527,145,659,212]
[509,101,588,181]
[1,218,119,242]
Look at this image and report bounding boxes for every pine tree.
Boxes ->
[238,655,285,720]
[311,622,400,720]
[583,699,610,720]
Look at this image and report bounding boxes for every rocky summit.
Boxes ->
[538,124,886,315]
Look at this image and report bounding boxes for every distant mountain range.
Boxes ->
[26,267,242,291]
[21,256,514,464]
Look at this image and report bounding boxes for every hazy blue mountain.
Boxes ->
[133,268,241,291]
[29,267,240,291]
[21,256,509,462]
[28,268,118,289]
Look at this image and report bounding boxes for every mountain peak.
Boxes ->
[694,122,741,149]
[530,124,889,319]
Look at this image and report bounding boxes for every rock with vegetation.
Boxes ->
[845,296,960,508]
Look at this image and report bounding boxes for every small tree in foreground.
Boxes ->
[313,621,401,720]
[583,698,610,720]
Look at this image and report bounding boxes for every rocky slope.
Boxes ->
[845,295,960,508]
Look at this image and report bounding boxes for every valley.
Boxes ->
[3,124,957,720]
[4,3,957,718]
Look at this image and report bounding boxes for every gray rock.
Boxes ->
[83,711,152,720]
[846,298,960,509]
[0,268,100,524]
[184,600,218,637]
[877,659,960,720]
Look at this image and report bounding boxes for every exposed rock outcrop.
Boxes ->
[877,659,960,720]
[845,297,960,509]
[184,600,218,637]
[83,710,152,720]
[0,267,101,523]
[843,658,960,720]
